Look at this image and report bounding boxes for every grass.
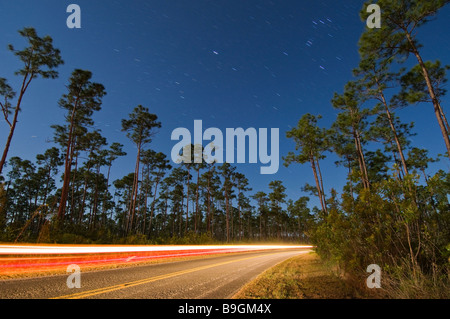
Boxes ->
[233,251,383,299]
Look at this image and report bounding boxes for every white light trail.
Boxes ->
[0,245,313,255]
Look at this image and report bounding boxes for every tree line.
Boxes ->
[0,28,313,244]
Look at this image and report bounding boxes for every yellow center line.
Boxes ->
[51,251,287,299]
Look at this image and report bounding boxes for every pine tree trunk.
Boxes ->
[185,168,190,233]
[71,147,79,222]
[126,148,140,235]
[378,85,410,176]
[0,71,33,176]
[353,126,370,190]
[129,146,141,234]
[195,169,200,233]
[101,163,112,219]
[405,32,450,158]
[0,102,20,175]
[148,175,161,237]
[225,188,230,242]
[206,174,211,233]
[315,158,328,214]
[310,155,326,213]
[58,97,80,222]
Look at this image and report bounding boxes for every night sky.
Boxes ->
[1,1,450,204]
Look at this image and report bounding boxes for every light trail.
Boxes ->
[0,244,313,277]
[0,244,313,255]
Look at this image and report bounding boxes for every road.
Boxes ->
[0,249,309,299]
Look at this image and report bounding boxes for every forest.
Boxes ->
[0,0,449,297]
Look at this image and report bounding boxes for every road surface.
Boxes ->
[0,249,309,299]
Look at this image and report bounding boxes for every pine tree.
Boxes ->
[218,163,236,242]
[36,148,62,200]
[121,105,161,234]
[56,70,106,222]
[285,114,329,213]
[102,143,126,220]
[359,0,450,157]
[354,55,412,176]
[287,196,312,242]
[394,60,450,133]
[268,180,287,239]
[367,111,415,179]
[199,163,220,234]
[252,191,269,240]
[331,83,371,190]
[234,172,251,240]
[140,150,171,236]
[0,28,63,175]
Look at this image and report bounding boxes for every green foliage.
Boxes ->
[121,105,161,148]
[304,1,450,297]
[359,0,450,60]
[8,27,64,80]
[0,27,64,176]
[311,171,450,296]
[393,61,449,106]
[0,78,15,121]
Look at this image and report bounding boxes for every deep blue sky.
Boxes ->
[1,1,450,206]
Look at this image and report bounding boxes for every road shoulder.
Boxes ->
[232,251,379,299]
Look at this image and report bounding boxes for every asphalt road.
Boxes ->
[0,249,310,299]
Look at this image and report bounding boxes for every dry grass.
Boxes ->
[233,252,383,299]
[380,270,450,299]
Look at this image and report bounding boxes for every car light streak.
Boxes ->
[0,245,313,277]
[0,244,311,255]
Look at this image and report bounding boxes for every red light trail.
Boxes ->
[0,244,312,277]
